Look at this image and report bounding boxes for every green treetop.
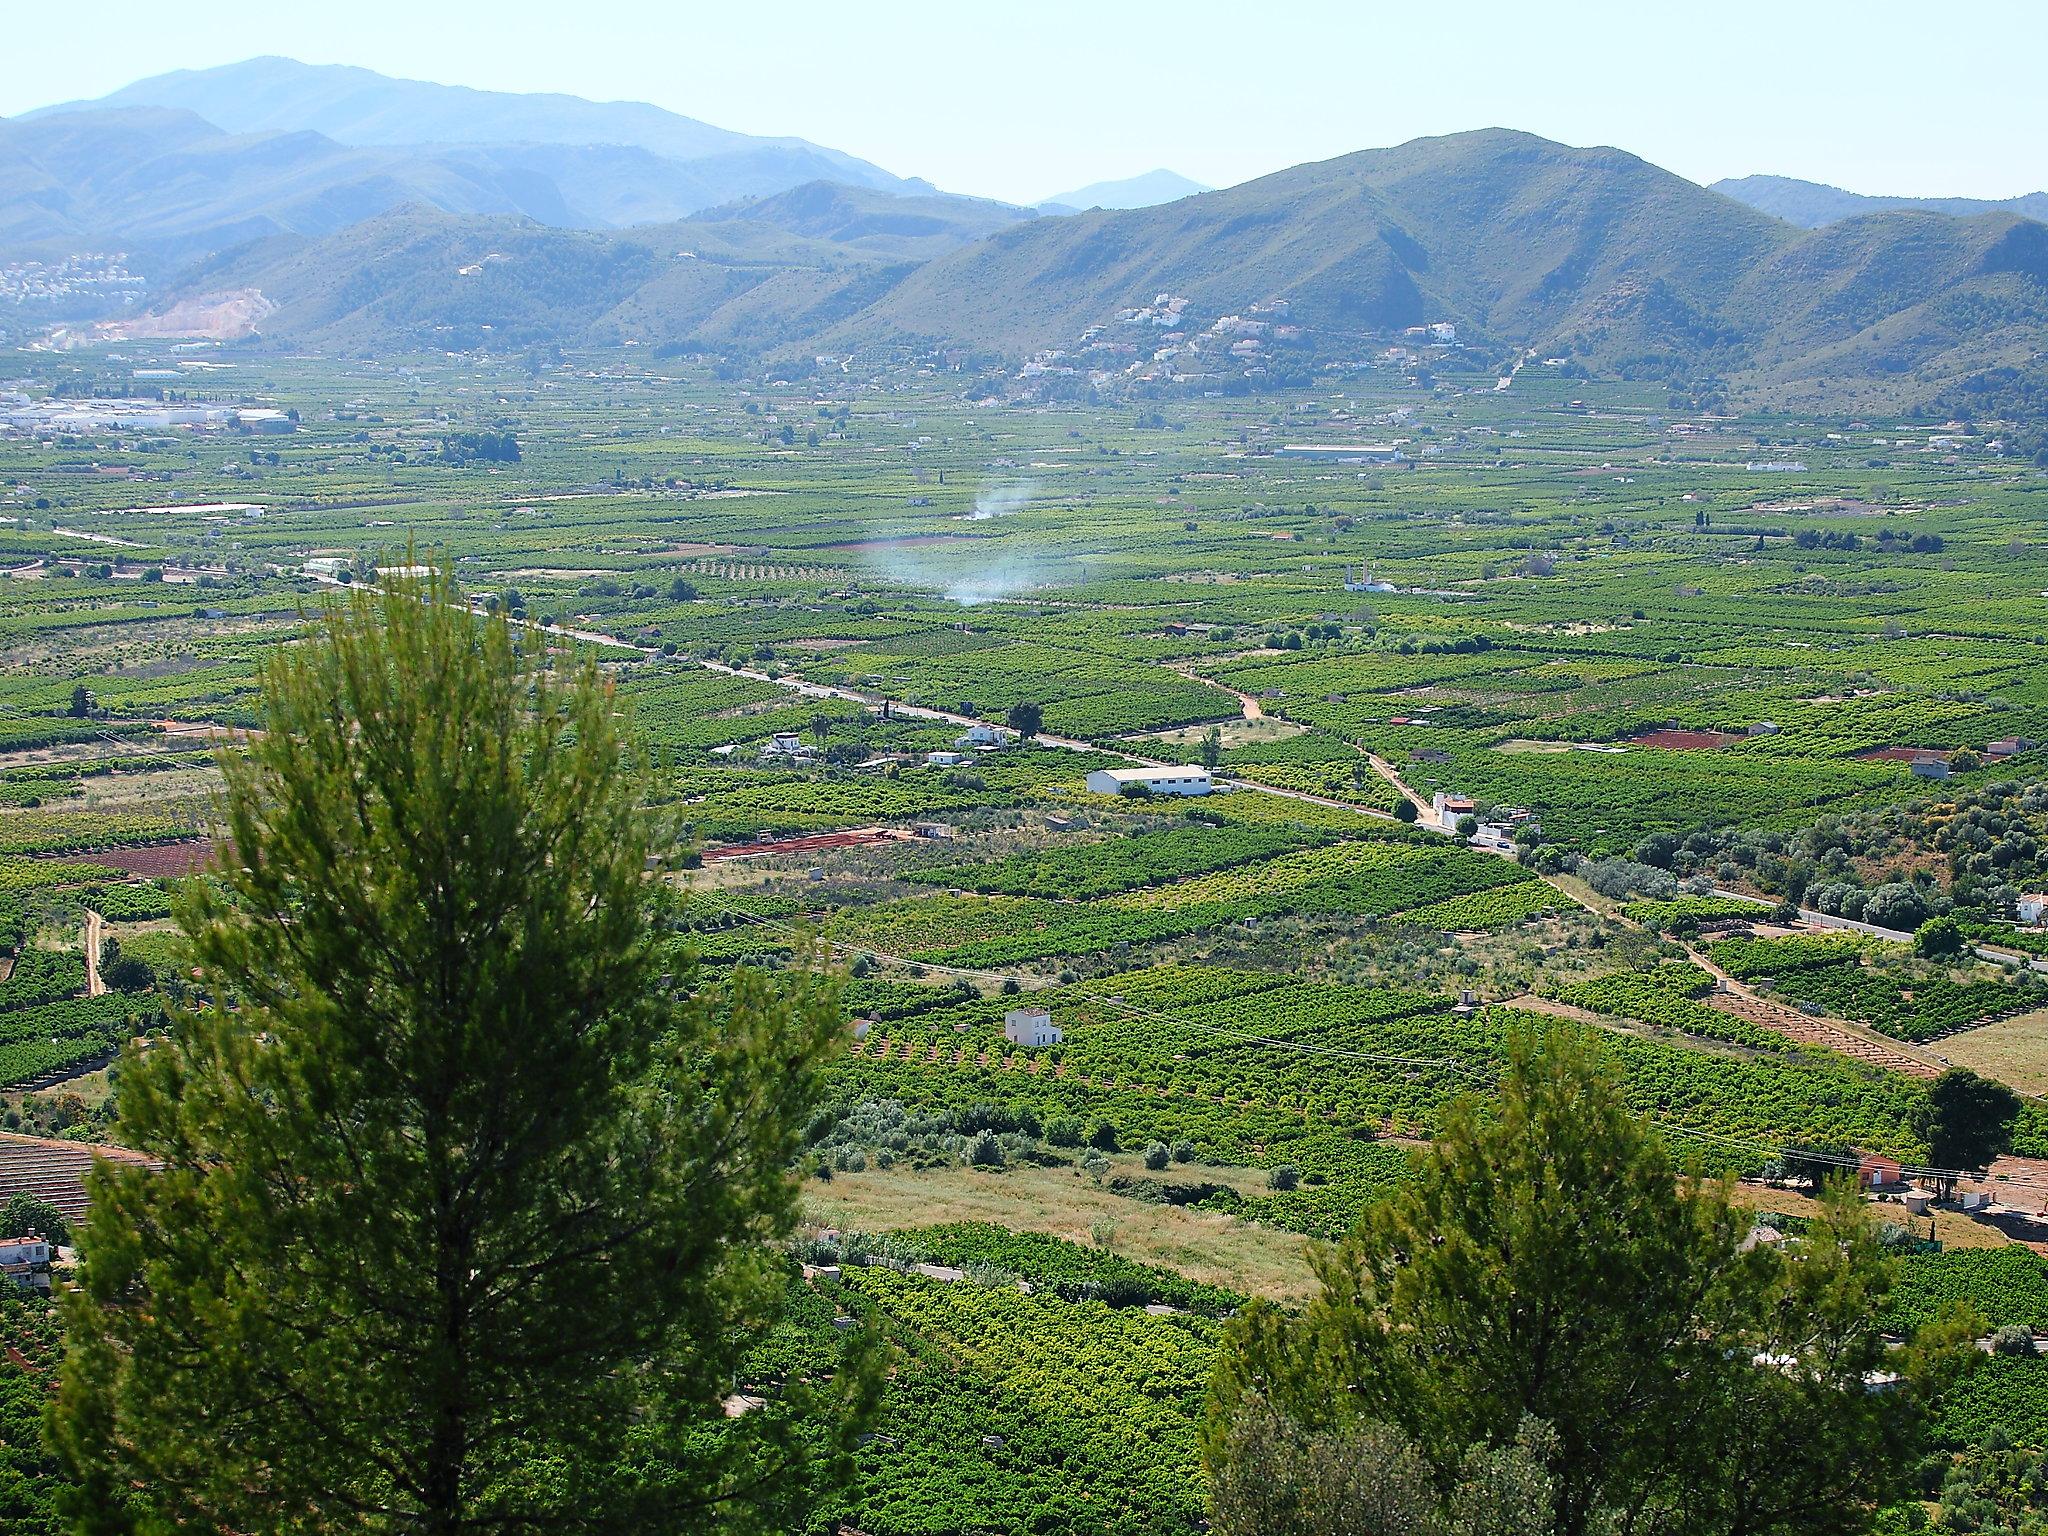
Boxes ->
[52,569,870,1535]
[1205,1022,1980,1536]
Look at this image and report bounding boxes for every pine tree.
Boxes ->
[1206,1022,1980,1536]
[52,570,869,1534]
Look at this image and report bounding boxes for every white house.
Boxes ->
[925,750,966,767]
[2018,893,2048,925]
[759,733,813,762]
[1004,1008,1062,1048]
[0,1234,52,1292]
[955,723,1013,750]
[1086,765,1212,797]
[1433,792,1478,825]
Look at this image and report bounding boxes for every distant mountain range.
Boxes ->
[2,56,942,268]
[7,60,2048,419]
[1714,174,2048,229]
[1037,170,1209,213]
[33,56,919,191]
[145,128,2048,419]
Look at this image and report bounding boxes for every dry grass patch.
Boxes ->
[803,1156,1319,1302]
[1934,1007,2048,1098]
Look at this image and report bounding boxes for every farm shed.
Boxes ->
[1085,766,1212,797]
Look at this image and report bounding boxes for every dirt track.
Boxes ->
[83,909,104,997]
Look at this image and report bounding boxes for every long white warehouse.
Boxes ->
[1085,765,1213,797]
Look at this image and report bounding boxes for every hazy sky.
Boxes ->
[8,0,2045,206]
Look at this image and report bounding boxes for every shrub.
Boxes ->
[1582,858,1678,901]
[1915,916,1965,959]
[1143,1141,1170,1171]
[1992,1325,2036,1358]
[1865,882,1932,932]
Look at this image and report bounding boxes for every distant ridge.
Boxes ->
[7,55,935,255]
[30,56,920,191]
[1037,169,1209,212]
[687,181,1034,258]
[1715,174,2048,229]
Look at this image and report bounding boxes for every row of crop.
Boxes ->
[905,822,1320,901]
[1621,895,1773,929]
[815,1266,1216,1535]
[840,983,1940,1170]
[0,994,153,1086]
[1704,937,2048,1042]
[1218,758,1404,810]
[1880,1247,2048,1335]
[1553,964,1791,1051]
[1707,933,1874,978]
[0,948,87,1012]
[81,882,177,923]
[0,811,191,858]
[855,841,1526,968]
[1931,1356,2048,1451]
[1399,881,1563,930]
[0,857,127,896]
[1779,966,2048,1042]
[1105,841,1509,916]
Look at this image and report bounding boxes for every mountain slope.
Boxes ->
[817,130,2048,408]
[36,57,921,196]
[1724,210,2048,407]
[160,204,918,355]
[826,130,1790,364]
[1716,175,2048,229]
[1038,169,1209,212]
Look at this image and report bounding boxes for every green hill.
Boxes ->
[169,205,911,356]
[825,131,1786,361]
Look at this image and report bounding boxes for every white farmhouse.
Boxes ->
[1085,765,1213,797]
[1004,1008,1062,1048]
[0,1233,53,1292]
[759,732,814,763]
